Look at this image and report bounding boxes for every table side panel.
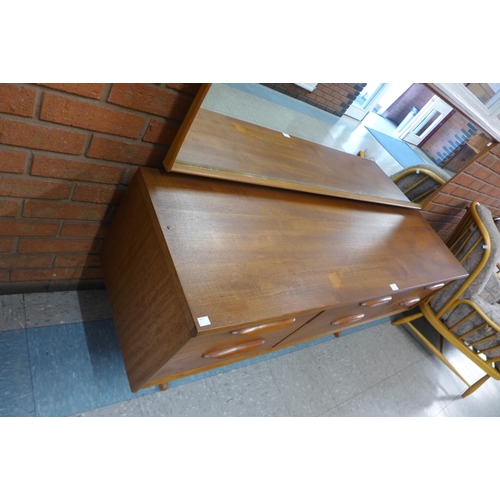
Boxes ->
[99,171,196,392]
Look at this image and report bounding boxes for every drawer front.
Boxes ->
[152,311,319,380]
[275,282,450,348]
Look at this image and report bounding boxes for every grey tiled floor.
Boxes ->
[2,290,500,417]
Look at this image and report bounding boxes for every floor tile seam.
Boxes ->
[382,362,466,417]
[136,392,154,417]
[431,395,462,417]
[317,407,339,417]
[342,369,403,410]
[23,326,39,417]
[198,377,226,418]
[303,353,343,416]
[263,359,294,418]
[305,347,349,411]
[390,351,434,376]
[268,348,342,417]
[20,293,27,330]
[69,396,143,417]
[329,382,385,416]
[23,317,113,333]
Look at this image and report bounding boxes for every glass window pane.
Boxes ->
[414,109,442,137]
[466,83,500,108]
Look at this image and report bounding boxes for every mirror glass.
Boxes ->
[166,83,495,208]
[465,83,500,118]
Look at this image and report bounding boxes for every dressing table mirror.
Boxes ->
[163,83,421,209]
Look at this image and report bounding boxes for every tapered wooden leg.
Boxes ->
[334,331,341,338]
[158,382,169,391]
[461,374,490,398]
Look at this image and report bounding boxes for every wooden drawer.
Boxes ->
[275,282,449,348]
[151,311,319,381]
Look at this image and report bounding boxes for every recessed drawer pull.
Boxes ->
[425,283,445,290]
[231,317,296,335]
[331,313,365,326]
[202,339,266,359]
[400,298,421,307]
[360,296,392,307]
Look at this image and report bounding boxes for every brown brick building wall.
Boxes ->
[421,143,500,240]
[419,110,493,167]
[0,83,202,294]
[381,84,435,125]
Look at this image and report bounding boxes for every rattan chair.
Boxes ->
[390,164,451,205]
[393,201,500,397]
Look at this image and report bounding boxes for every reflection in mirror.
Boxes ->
[167,83,420,208]
[169,83,495,207]
[465,83,500,118]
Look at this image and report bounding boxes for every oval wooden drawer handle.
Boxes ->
[230,317,296,335]
[202,339,266,359]
[400,298,421,307]
[425,283,445,290]
[331,313,365,326]
[360,296,392,307]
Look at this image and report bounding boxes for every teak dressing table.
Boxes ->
[99,85,468,392]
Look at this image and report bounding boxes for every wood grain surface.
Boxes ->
[142,167,467,335]
[167,108,420,209]
[101,167,468,390]
[99,171,197,391]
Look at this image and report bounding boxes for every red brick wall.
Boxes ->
[421,143,500,240]
[262,83,365,117]
[420,110,493,166]
[0,83,202,294]
[381,84,434,125]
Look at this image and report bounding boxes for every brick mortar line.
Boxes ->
[87,129,173,146]
[82,131,94,157]
[24,151,34,175]
[101,84,113,101]
[0,176,125,194]
[0,110,181,144]
[67,181,78,203]
[28,83,189,123]
[139,117,152,141]
[0,136,161,175]
[5,146,130,170]
[429,198,472,209]
[165,83,224,100]
[32,87,44,120]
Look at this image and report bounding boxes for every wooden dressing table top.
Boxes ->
[166,108,419,209]
[142,167,467,335]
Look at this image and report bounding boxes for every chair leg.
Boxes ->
[391,312,424,326]
[461,374,490,398]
